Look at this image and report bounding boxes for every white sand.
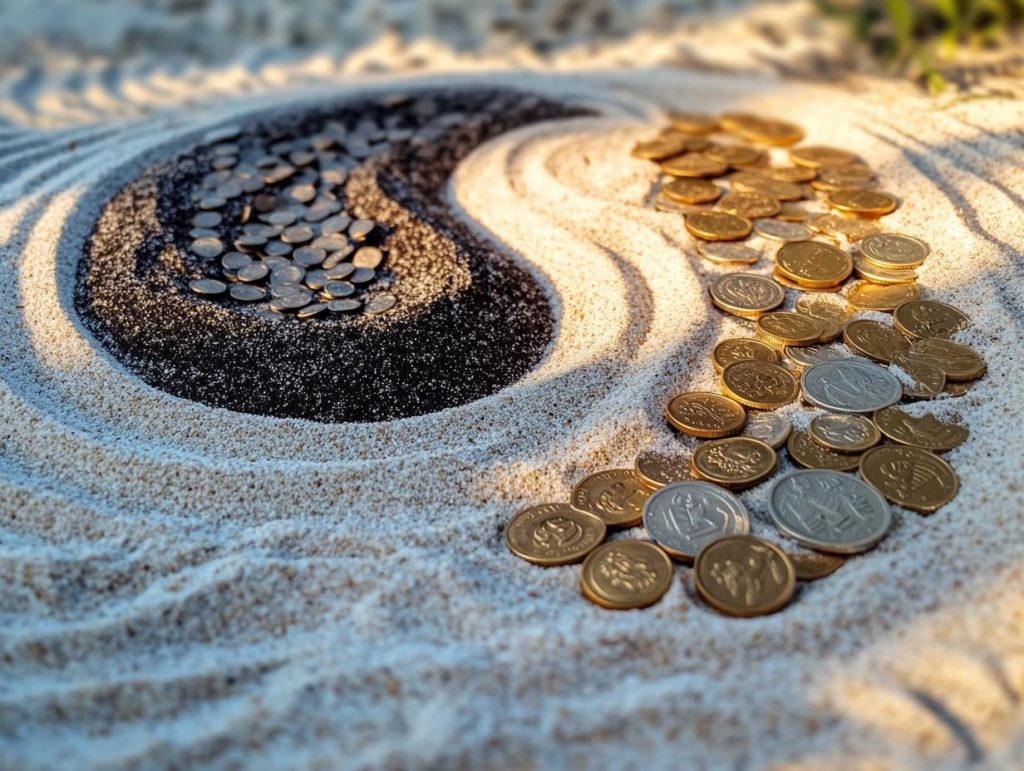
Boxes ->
[2,4,1024,769]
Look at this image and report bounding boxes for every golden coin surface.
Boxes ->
[893,300,970,340]
[570,469,651,528]
[905,338,986,382]
[685,210,753,241]
[694,535,795,617]
[783,344,848,373]
[716,191,781,219]
[776,203,809,222]
[789,145,859,169]
[765,166,818,184]
[720,113,805,146]
[807,213,882,242]
[705,144,764,167]
[786,431,861,472]
[772,271,843,294]
[795,295,849,342]
[730,171,803,202]
[506,503,608,566]
[668,111,719,135]
[843,319,910,363]
[634,450,692,489]
[697,241,761,265]
[662,177,724,204]
[891,354,946,399]
[789,552,846,581]
[756,311,823,347]
[775,241,853,288]
[666,391,746,438]
[720,360,800,410]
[859,233,930,270]
[872,406,969,452]
[631,134,690,161]
[811,165,876,192]
[712,338,778,373]
[847,280,922,311]
[691,437,778,490]
[828,189,899,218]
[661,154,729,178]
[809,413,881,453]
[853,255,918,285]
[859,445,960,513]
[580,540,673,610]
[709,273,785,318]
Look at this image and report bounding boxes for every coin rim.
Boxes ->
[693,535,796,617]
[505,504,608,566]
[641,480,751,561]
[858,445,960,513]
[579,540,674,609]
[665,391,747,438]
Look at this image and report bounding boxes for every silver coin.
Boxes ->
[243,223,279,238]
[198,196,226,210]
[754,219,812,243]
[287,184,316,204]
[233,234,267,250]
[203,125,240,144]
[189,278,227,296]
[230,284,266,302]
[192,212,222,228]
[304,269,328,290]
[275,290,314,310]
[325,262,355,280]
[321,169,347,187]
[297,302,328,319]
[263,256,290,271]
[321,214,352,235]
[784,345,848,373]
[190,237,223,259]
[349,219,376,240]
[265,165,297,185]
[364,293,397,314]
[801,358,903,413]
[254,306,283,321]
[281,225,313,245]
[328,298,361,312]
[221,252,252,271]
[237,263,269,282]
[289,150,316,167]
[270,283,304,298]
[741,411,791,450]
[216,181,242,199]
[697,241,760,265]
[272,265,305,284]
[212,142,239,157]
[768,469,891,554]
[189,227,220,239]
[264,210,297,227]
[312,234,349,252]
[352,246,384,269]
[324,281,355,299]
[264,240,293,257]
[211,157,237,172]
[350,268,375,284]
[239,176,265,194]
[304,201,334,223]
[642,481,750,561]
[293,246,326,267]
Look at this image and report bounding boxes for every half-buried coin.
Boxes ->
[506,503,607,566]
[580,541,673,610]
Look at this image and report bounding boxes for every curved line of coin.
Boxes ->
[506,110,985,617]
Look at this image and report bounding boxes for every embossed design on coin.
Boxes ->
[809,414,881,453]
[843,319,910,363]
[741,411,792,449]
[828,189,898,218]
[716,191,780,220]
[859,445,960,513]
[859,233,930,270]
[686,210,753,241]
[847,280,922,312]
[904,338,986,382]
[665,392,746,438]
[893,300,970,340]
[571,469,651,528]
[786,431,862,472]
[634,450,692,490]
[506,504,607,566]
[890,354,946,399]
[754,219,811,242]
[756,311,823,347]
[698,242,761,265]
[694,535,795,617]
[721,360,800,410]
[790,145,858,169]
[580,541,673,610]
[769,470,891,554]
[710,273,785,319]
[642,481,750,561]
[784,344,847,373]
[691,437,777,490]
[712,338,778,373]
[662,177,723,204]
[801,358,902,413]
[872,407,969,452]
[775,241,853,288]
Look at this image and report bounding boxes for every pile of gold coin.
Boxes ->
[505,111,983,618]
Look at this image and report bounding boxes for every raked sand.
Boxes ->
[2,35,1024,771]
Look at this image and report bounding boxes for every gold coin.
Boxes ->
[853,255,918,285]
[705,144,764,168]
[872,406,969,452]
[506,504,607,566]
[891,354,946,399]
[775,241,853,288]
[658,129,714,153]
[789,145,859,169]
[631,134,691,161]
[719,113,805,146]
[662,177,723,204]
[756,311,823,347]
[786,431,861,472]
[729,171,803,202]
[765,166,818,184]
[794,295,849,342]
[712,338,778,373]
[668,111,719,135]
[716,191,781,219]
[945,381,974,397]
[892,300,970,340]
[859,233,930,270]
[709,273,785,319]
[661,154,728,178]
[697,241,761,265]
[694,535,795,617]
[904,338,986,382]
[571,469,651,528]
[691,437,778,490]
[859,445,960,513]
[721,360,800,410]
[843,319,910,363]
[685,210,753,241]
[789,552,846,581]
[807,213,882,242]
[580,540,673,610]
[809,413,880,453]
[666,391,746,438]
[847,280,922,311]
[783,344,848,373]
[772,270,844,293]
[634,450,692,490]
[775,203,809,222]
[828,189,899,218]
[811,165,876,192]
[654,192,700,215]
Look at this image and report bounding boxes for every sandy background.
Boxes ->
[2,2,1024,769]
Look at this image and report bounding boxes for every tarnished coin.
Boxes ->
[853,256,918,285]
[662,178,723,204]
[859,445,960,513]
[697,242,761,265]
[662,155,729,178]
[709,273,785,319]
[365,293,398,315]
[843,319,910,363]
[721,360,800,410]
[859,233,930,270]
[328,298,361,313]
[904,338,986,382]
[890,354,946,399]
[872,406,969,452]
[741,411,792,450]
[297,302,328,319]
[189,278,227,296]
[784,344,848,373]
[665,392,746,438]
[634,450,693,490]
[642,481,750,561]
[790,145,859,169]
[893,300,970,340]
[229,284,266,302]
[769,470,891,554]
[754,219,811,242]
[828,189,898,218]
[571,469,651,528]
[580,540,673,610]
[720,113,804,146]
[775,241,853,288]
[237,263,270,283]
[789,552,846,581]
[756,312,823,348]
[694,536,795,617]
[809,414,881,453]
[191,237,224,259]
[801,358,902,413]
[506,503,607,566]
[685,211,753,241]
[691,437,778,490]
[847,280,922,312]
[716,192,780,220]
[786,431,862,472]
[711,338,778,373]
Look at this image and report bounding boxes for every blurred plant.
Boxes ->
[814,0,1024,91]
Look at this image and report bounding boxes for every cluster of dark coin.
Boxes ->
[186,121,399,319]
[506,111,985,618]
